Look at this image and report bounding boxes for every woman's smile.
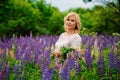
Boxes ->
[65,16,76,30]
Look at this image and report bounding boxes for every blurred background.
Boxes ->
[0,0,120,38]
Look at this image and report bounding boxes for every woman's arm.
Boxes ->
[52,33,64,57]
[70,34,81,50]
[70,34,85,55]
[52,51,62,58]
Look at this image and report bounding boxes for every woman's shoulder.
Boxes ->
[74,33,82,38]
[58,32,66,38]
[60,32,66,36]
[72,33,82,41]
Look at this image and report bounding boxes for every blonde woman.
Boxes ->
[53,12,84,57]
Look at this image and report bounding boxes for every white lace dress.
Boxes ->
[54,32,82,52]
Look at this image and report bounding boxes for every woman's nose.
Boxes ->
[68,21,71,24]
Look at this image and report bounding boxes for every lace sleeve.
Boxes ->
[70,34,82,50]
[54,33,64,51]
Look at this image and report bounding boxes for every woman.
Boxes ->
[52,12,83,57]
[52,12,85,73]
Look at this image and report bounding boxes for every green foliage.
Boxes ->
[48,11,64,35]
[24,62,42,80]
[90,4,120,34]
[0,0,120,37]
[60,47,74,60]
[1,35,120,80]
[0,0,41,37]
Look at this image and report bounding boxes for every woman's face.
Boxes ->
[65,16,76,30]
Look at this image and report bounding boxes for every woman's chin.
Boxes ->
[67,27,74,30]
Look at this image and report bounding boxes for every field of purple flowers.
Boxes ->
[0,34,120,80]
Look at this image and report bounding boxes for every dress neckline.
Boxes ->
[64,32,77,37]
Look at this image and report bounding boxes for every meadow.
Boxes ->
[0,34,120,80]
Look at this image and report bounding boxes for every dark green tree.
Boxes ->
[0,0,41,38]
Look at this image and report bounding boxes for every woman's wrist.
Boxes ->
[52,51,62,58]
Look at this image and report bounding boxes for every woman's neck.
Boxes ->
[66,30,76,35]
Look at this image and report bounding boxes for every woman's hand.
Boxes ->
[52,51,62,58]
[80,49,86,55]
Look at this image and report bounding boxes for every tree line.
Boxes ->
[0,0,120,38]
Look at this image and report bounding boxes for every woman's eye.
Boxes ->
[71,20,75,22]
[67,19,75,22]
[67,19,70,21]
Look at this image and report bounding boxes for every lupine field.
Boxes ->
[0,34,120,80]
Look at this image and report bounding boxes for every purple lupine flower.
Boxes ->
[0,63,2,72]
[42,68,49,80]
[24,46,32,62]
[81,36,87,45]
[52,35,59,44]
[108,52,116,70]
[99,36,105,51]
[102,39,107,50]
[60,54,75,80]
[55,57,61,71]
[114,54,120,74]
[73,50,79,60]
[16,40,26,60]
[0,64,7,80]
[43,35,53,48]
[73,60,81,74]
[42,68,54,80]
[60,61,70,80]
[106,36,113,49]
[13,65,19,76]
[3,47,7,59]
[46,68,54,80]
[14,43,19,59]
[97,52,104,77]
[84,48,93,69]
[44,49,51,61]
[108,51,120,75]
[0,59,3,72]
[13,61,22,80]
[94,36,99,52]
[68,56,74,70]
[21,54,26,68]
[70,51,81,74]
[5,63,10,80]
[0,68,5,80]
[42,57,52,80]
[42,58,50,69]
[37,54,43,68]
[32,40,40,63]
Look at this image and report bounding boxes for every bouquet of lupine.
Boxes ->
[59,47,75,62]
[51,47,74,59]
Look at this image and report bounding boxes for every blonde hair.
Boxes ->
[64,12,81,33]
